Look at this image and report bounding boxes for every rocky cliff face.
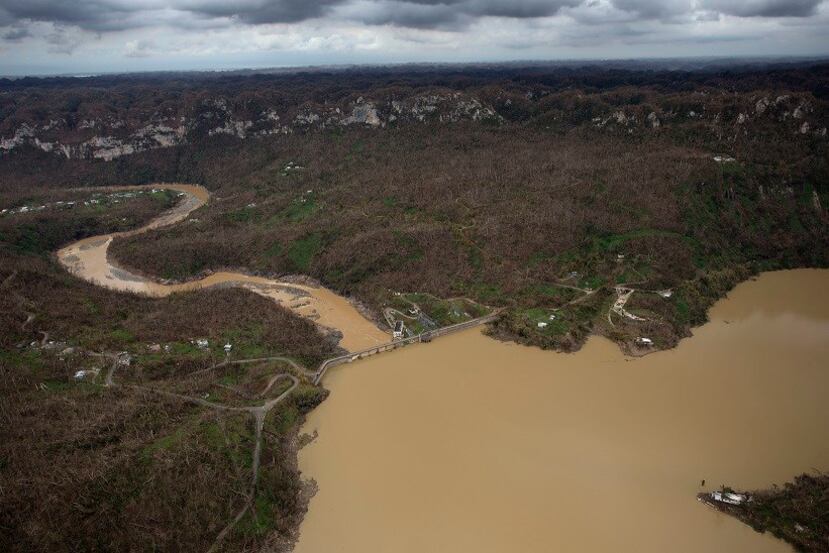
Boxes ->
[1,75,826,163]
[0,92,500,161]
[588,93,827,140]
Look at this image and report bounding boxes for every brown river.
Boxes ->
[54,185,828,551]
[295,269,829,553]
[56,184,389,352]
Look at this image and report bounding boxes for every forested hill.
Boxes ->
[2,62,828,353]
[2,62,828,161]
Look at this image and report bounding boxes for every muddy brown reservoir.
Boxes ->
[295,269,829,553]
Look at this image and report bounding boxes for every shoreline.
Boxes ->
[47,184,829,552]
[55,183,390,353]
[293,268,829,552]
[57,183,828,363]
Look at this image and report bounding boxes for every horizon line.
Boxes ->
[3,53,829,80]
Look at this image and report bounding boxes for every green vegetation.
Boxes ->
[522,307,569,336]
[1,290,333,552]
[94,117,826,353]
[1,64,828,552]
[589,229,685,254]
[282,196,318,222]
[385,292,492,336]
[490,288,610,351]
[0,190,178,256]
[226,205,259,223]
[287,233,323,272]
[109,328,135,345]
[702,474,829,553]
[0,191,342,551]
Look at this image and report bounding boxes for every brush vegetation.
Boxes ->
[1,64,828,550]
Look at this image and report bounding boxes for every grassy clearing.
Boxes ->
[522,307,569,336]
[393,292,491,328]
[589,229,685,253]
[287,233,323,272]
[282,196,318,223]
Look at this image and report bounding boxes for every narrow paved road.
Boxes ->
[96,346,301,553]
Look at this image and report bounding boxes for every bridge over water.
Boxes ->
[313,310,503,384]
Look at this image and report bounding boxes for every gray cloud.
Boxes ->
[339,0,583,30]
[124,38,156,57]
[462,0,583,18]
[0,1,342,32]
[1,26,30,40]
[0,1,587,33]
[0,0,825,41]
[610,0,693,19]
[0,1,140,31]
[353,2,462,29]
[700,0,824,17]
[44,25,83,53]
[175,0,341,24]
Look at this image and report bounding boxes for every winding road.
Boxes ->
[96,349,301,553]
[45,182,503,551]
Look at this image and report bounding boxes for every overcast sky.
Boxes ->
[1,0,828,76]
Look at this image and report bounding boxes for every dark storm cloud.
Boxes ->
[0,0,583,37]
[1,26,30,40]
[0,0,826,35]
[700,0,824,17]
[0,1,342,32]
[0,1,586,33]
[462,0,582,18]
[356,2,461,29]
[343,0,584,30]
[44,25,82,53]
[610,0,692,19]
[175,0,342,24]
[0,1,140,31]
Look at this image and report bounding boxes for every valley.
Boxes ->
[1,62,828,552]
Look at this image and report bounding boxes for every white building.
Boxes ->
[711,491,748,505]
